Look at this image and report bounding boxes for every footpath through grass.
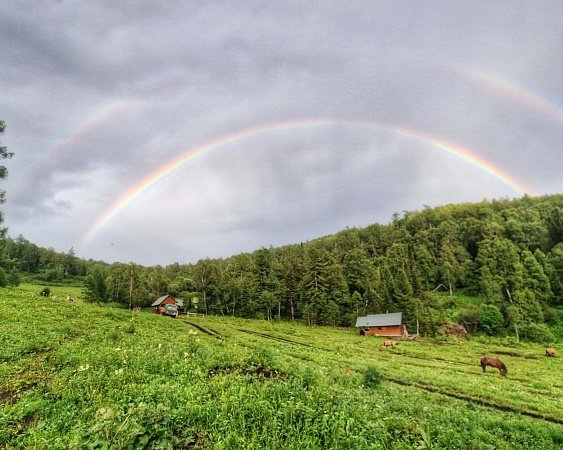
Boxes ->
[1,289,562,449]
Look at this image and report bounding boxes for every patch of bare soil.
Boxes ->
[0,385,34,406]
[208,363,282,380]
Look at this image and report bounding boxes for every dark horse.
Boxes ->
[480,357,507,376]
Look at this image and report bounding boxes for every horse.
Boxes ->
[379,340,398,350]
[480,357,507,376]
[546,347,556,357]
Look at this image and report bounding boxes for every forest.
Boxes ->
[1,193,563,339]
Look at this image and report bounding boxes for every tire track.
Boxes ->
[237,328,333,351]
[385,376,563,425]
[184,320,223,340]
[228,327,563,425]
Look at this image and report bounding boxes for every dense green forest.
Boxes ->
[2,194,563,339]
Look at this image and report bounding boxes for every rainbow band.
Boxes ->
[461,68,563,126]
[78,119,534,249]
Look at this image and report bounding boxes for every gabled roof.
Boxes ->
[151,295,183,307]
[355,312,403,328]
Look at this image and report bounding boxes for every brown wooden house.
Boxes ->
[355,312,408,338]
[151,295,184,314]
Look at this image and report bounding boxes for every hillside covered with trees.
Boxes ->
[2,194,563,340]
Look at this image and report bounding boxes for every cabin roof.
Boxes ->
[355,312,403,328]
[151,295,184,307]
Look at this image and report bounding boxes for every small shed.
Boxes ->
[355,312,408,338]
[151,295,184,314]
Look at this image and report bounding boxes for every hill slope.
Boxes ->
[1,289,562,448]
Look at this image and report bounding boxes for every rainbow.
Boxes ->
[458,67,563,126]
[12,73,187,188]
[77,119,535,249]
[17,66,563,192]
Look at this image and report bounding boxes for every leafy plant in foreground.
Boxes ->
[363,365,383,389]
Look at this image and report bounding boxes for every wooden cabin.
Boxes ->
[151,295,184,314]
[355,312,408,338]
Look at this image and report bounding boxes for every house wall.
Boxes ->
[154,297,177,313]
[364,324,405,337]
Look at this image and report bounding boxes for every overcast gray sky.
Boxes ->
[1,1,562,266]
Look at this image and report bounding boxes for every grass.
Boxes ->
[1,287,562,449]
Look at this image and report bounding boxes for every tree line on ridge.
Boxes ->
[1,194,563,339]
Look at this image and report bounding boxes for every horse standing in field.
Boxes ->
[546,347,556,357]
[480,357,507,376]
[379,340,398,350]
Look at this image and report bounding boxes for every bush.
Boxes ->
[7,271,20,287]
[124,319,136,334]
[0,267,7,287]
[40,286,51,297]
[456,304,480,333]
[542,306,560,325]
[520,323,554,343]
[478,304,503,335]
[363,366,383,389]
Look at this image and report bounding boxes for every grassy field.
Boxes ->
[1,287,562,449]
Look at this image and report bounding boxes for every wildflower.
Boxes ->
[78,364,90,372]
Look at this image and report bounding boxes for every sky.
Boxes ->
[1,1,562,267]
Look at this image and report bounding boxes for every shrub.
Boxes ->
[124,319,136,334]
[520,323,554,343]
[0,267,7,287]
[456,304,480,333]
[363,366,382,389]
[7,271,20,287]
[478,304,503,335]
[40,286,51,297]
[542,306,560,325]
[301,366,319,390]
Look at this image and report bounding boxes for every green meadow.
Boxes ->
[1,287,562,449]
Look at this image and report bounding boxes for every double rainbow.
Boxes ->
[77,118,534,249]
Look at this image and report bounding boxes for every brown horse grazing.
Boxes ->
[546,348,556,357]
[379,340,398,350]
[480,357,507,376]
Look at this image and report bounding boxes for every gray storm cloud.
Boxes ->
[1,1,562,265]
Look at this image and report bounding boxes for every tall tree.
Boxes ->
[278,246,304,320]
[193,258,216,315]
[84,266,108,304]
[300,246,348,326]
[0,120,14,239]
